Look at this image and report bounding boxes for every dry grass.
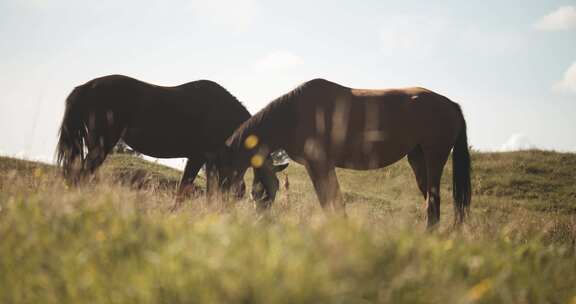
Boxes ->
[1,151,575,303]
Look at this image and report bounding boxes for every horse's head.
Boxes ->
[207,146,247,200]
[212,145,288,208]
[251,159,289,207]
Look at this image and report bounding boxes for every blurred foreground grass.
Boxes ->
[0,151,575,303]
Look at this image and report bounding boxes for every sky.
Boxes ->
[1,0,575,168]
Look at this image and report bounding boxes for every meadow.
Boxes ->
[0,150,575,303]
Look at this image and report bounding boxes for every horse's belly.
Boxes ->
[334,147,408,170]
[123,128,193,158]
[333,137,414,170]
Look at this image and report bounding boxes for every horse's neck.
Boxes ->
[232,111,277,156]
[233,92,297,156]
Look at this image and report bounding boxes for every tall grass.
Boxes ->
[0,152,575,303]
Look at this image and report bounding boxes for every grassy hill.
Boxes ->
[0,151,575,303]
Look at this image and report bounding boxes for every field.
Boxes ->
[1,151,575,303]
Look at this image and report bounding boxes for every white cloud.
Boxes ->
[554,61,576,94]
[379,15,447,58]
[190,0,259,30]
[500,134,533,151]
[457,27,525,55]
[534,6,576,31]
[253,50,304,71]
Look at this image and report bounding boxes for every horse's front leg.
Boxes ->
[305,160,346,216]
[204,160,220,204]
[171,157,204,211]
[177,158,204,197]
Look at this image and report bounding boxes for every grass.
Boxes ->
[0,151,575,303]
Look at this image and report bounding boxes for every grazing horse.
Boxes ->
[214,78,471,228]
[56,74,253,199]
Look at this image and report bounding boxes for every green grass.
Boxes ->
[1,151,575,303]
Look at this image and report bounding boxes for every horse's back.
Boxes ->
[75,75,248,123]
[120,79,249,157]
[288,80,463,169]
[349,88,461,168]
[77,75,219,109]
[81,74,150,90]
[351,87,462,148]
[176,79,223,91]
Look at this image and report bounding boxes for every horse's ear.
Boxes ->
[273,163,289,172]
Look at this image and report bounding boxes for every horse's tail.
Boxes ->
[452,103,471,225]
[56,85,88,178]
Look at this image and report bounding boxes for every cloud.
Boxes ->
[253,50,304,71]
[190,0,259,30]
[457,27,525,55]
[379,15,447,58]
[500,134,533,151]
[554,61,576,94]
[534,6,576,31]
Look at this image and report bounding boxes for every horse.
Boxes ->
[56,74,256,201]
[213,78,471,228]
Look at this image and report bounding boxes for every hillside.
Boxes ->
[0,154,185,191]
[2,150,575,208]
[1,151,575,303]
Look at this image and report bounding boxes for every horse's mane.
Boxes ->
[227,80,313,148]
[182,80,251,118]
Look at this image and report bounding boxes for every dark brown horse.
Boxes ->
[214,78,471,228]
[56,74,253,199]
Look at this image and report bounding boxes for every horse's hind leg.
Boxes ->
[83,145,108,175]
[82,112,124,178]
[407,145,428,199]
[305,161,346,215]
[422,147,450,229]
[83,136,119,176]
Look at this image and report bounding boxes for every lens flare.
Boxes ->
[244,135,259,149]
[251,154,264,168]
